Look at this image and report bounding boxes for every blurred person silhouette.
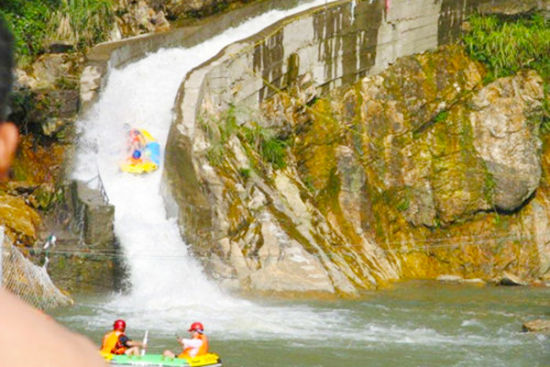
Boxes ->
[0,16,106,367]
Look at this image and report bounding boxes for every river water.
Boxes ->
[65,0,550,366]
[54,281,548,367]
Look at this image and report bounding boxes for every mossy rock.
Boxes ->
[0,193,41,242]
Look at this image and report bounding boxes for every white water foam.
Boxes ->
[72,0,342,337]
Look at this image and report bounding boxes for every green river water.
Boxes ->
[53,281,549,367]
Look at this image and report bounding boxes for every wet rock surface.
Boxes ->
[42,181,121,293]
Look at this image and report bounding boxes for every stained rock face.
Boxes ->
[355,46,492,227]
[166,44,548,294]
[353,48,545,226]
[163,1,549,295]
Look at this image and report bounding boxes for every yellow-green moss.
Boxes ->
[294,99,342,191]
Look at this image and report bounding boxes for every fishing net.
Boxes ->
[0,227,72,309]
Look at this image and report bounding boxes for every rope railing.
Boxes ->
[84,173,110,205]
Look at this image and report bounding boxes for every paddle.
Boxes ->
[141,330,148,356]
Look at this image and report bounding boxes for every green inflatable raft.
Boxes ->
[104,353,222,367]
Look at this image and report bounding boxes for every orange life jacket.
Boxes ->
[100,330,127,355]
[178,333,208,358]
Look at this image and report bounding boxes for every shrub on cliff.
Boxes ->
[0,0,114,64]
[0,0,58,61]
[464,13,549,81]
[48,0,114,50]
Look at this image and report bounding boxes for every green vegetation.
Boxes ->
[202,106,288,170]
[434,110,449,123]
[0,0,58,60]
[49,0,114,49]
[464,14,549,81]
[243,123,288,170]
[463,13,549,130]
[0,0,114,64]
[238,167,251,179]
[206,143,224,166]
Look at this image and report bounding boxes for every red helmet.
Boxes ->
[113,319,126,331]
[188,322,204,333]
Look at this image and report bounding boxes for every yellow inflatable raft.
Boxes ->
[120,128,161,174]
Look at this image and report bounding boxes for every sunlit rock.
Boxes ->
[114,0,170,37]
[0,193,41,243]
[80,65,104,112]
[470,70,544,211]
[522,319,550,333]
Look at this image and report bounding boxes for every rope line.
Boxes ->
[22,228,543,261]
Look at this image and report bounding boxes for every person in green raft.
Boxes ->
[163,322,209,359]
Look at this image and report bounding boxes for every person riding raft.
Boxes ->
[127,127,146,161]
[163,322,208,359]
[100,319,145,356]
[120,125,161,174]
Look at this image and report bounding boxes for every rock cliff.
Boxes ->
[164,8,548,295]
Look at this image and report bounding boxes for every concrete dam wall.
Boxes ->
[171,0,485,128]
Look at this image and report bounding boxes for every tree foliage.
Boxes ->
[0,0,114,63]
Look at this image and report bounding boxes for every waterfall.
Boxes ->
[72,0,341,337]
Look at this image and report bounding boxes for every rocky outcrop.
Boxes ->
[0,193,41,244]
[353,58,543,226]
[112,0,170,39]
[497,271,528,286]
[44,180,121,293]
[163,0,250,19]
[470,71,543,211]
[522,319,550,333]
[12,54,80,140]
